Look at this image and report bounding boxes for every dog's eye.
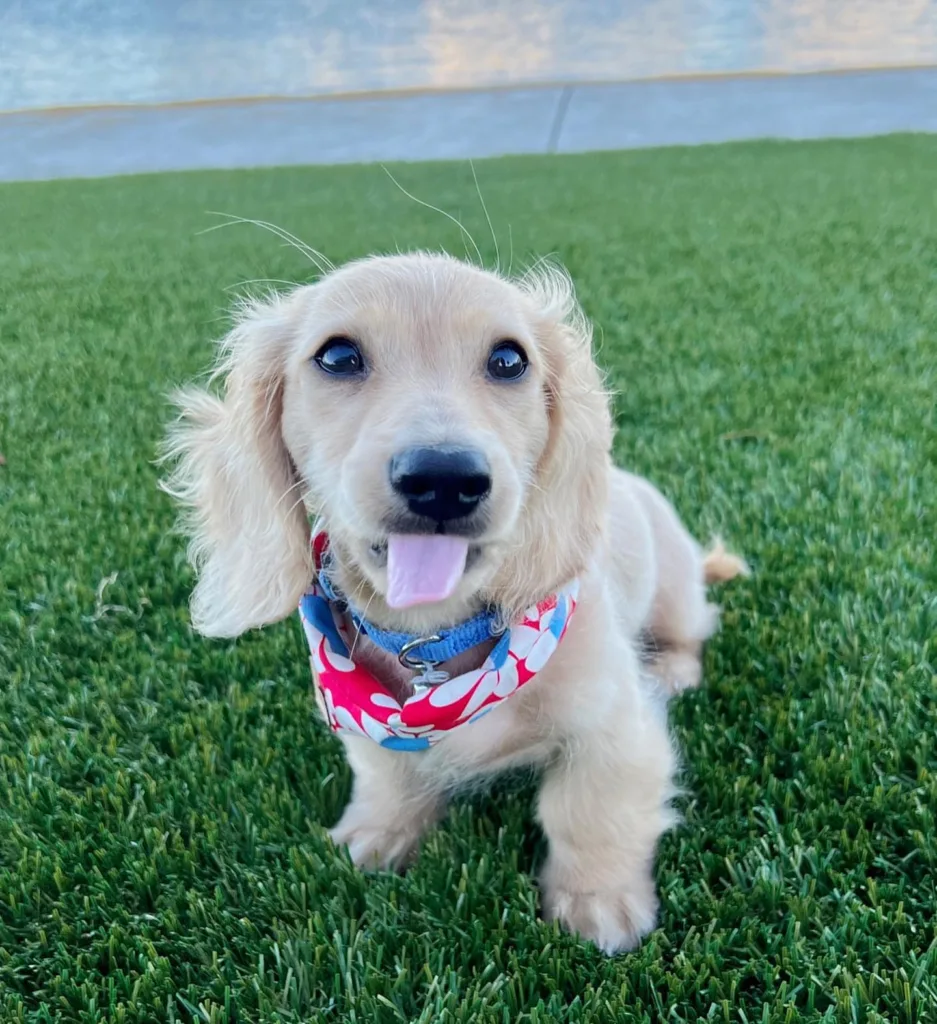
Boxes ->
[314,337,365,377]
[487,341,528,382]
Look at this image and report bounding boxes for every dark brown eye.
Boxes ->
[487,341,528,381]
[313,337,365,377]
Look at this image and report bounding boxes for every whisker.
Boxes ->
[348,589,377,661]
[223,277,303,293]
[381,165,484,267]
[203,310,236,328]
[470,160,500,271]
[199,213,335,278]
[274,486,308,520]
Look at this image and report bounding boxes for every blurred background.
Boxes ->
[3,0,937,108]
[2,0,937,180]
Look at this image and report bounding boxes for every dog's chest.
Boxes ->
[341,612,498,705]
[319,609,573,779]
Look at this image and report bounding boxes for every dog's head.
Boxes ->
[164,253,611,637]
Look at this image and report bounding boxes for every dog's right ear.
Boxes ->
[494,264,611,613]
[161,293,312,638]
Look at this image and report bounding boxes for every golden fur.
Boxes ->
[163,252,746,953]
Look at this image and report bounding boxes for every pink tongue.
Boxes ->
[386,534,469,609]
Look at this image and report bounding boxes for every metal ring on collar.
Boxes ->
[398,634,444,671]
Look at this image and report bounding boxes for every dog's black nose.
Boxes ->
[389,446,491,524]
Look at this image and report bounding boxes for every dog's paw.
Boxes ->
[328,803,428,872]
[542,881,658,954]
[648,649,702,695]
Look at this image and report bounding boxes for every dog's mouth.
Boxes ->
[368,536,484,609]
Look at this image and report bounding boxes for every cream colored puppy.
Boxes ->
[164,252,744,953]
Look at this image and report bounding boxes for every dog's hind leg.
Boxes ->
[646,536,748,694]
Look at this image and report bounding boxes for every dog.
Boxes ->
[163,252,746,953]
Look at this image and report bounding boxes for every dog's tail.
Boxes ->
[703,537,750,585]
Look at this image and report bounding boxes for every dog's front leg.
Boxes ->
[329,737,444,871]
[536,669,676,954]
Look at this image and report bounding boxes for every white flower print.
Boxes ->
[427,668,486,708]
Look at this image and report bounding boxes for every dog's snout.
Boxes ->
[389,446,491,524]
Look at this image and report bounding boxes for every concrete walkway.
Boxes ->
[2,67,936,182]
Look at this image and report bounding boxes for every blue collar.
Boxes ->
[317,564,502,666]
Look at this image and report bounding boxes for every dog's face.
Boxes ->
[280,258,552,617]
[165,252,611,637]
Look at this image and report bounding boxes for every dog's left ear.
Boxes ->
[161,292,312,638]
[497,266,612,610]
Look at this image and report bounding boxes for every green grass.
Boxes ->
[1,137,936,1024]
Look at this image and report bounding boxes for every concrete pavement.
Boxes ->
[2,68,936,182]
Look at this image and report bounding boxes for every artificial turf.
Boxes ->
[1,137,935,1024]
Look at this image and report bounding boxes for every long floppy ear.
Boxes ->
[495,265,612,614]
[161,293,312,638]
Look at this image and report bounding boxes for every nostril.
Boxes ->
[457,474,491,500]
[390,446,492,522]
[398,473,437,501]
